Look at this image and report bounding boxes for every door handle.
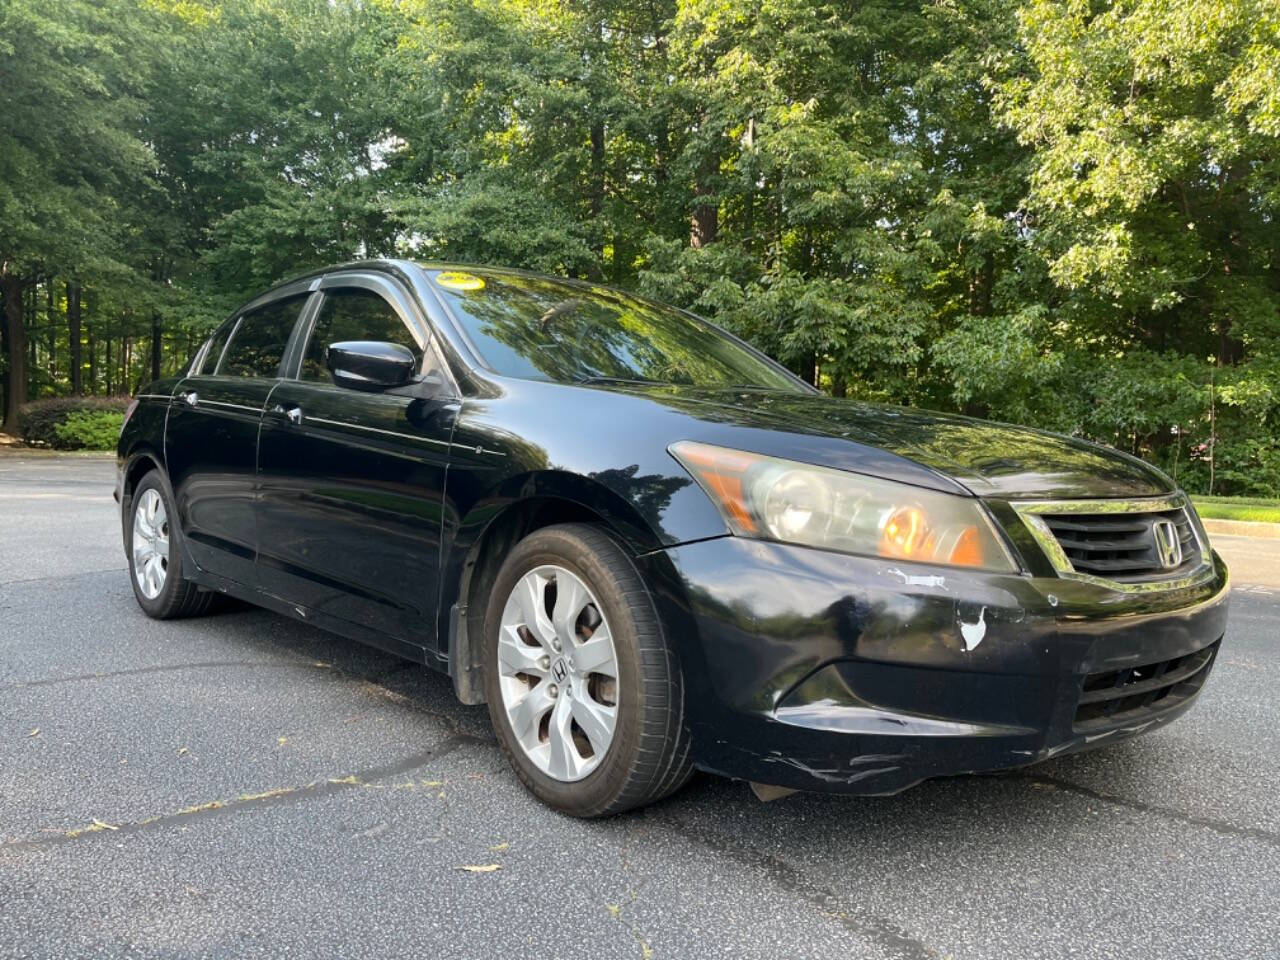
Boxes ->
[180,390,199,407]
[270,403,303,425]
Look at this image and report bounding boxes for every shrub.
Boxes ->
[17,397,130,449]
[53,410,126,450]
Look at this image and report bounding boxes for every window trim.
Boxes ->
[207,316,242,375]
[214,289,316,380]
[288,272,459,398]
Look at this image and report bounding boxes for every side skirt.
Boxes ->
[187,566,437,668]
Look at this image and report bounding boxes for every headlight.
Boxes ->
[670,440,1018,572]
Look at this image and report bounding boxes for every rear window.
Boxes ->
[195,321,236,375]
[217,295,308,378]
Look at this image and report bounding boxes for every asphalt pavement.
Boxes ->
[2,455,1278,959]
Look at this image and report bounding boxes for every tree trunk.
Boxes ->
[45,280,57,381]
[795,351,817,387]
[87,325,97,395]
[1,273,28,434]
[26,281,37,373]
[67,282,83,395]
[0,291,7,426]
[150,312,162,383]
[589,121,605,223]
[690,151,719,249]
[105,335,113,395]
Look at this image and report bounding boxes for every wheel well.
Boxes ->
[450,497,620,705]
[123,452,160,502]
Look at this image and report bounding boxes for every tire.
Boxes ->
[125,471,214,620]
[482,523,692,816]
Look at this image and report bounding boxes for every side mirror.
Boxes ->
[325,341,418,391]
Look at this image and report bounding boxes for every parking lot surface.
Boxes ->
[2,455,1278,959]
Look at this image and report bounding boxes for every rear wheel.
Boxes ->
[483,524,692,816]
[126,472,213,619]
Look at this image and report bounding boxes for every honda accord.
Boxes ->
[116,260,1229,816]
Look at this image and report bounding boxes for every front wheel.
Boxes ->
[126,472,213,619]
[483,524,692,816]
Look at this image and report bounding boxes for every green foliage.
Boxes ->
[54,410,126,451]
[18,398,129,449]
[1193,496,1280,524]
[2,0,1278,495]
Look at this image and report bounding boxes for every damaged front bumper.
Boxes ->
[644,535,1230,795]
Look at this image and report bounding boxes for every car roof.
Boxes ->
[265,258,579,292]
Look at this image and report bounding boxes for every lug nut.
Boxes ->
[538,655,550,670]
[547,684,559,699]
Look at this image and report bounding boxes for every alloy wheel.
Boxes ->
[496,564,620,782]
[132,488,170,600]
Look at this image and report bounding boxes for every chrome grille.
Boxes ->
[1011,494,1212,590]
[1039,506,1200,582]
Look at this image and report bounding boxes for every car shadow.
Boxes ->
[189,599,1180,846]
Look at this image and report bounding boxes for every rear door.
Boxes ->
[165,286,317,585]
[254,273,457,651]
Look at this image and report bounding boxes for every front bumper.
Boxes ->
[642,536,1229,795]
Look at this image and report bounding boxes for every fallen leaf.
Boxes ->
[458,864,501,873]
[177,747,188,756]
[489,842,509,852]
[277,737,288,746]
[237,787,292,802]
[27,728,39,738]
[177,801,221,815]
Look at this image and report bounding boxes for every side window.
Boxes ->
[217,295,308,378]
[300,288,422,383]
[195,320,236,375]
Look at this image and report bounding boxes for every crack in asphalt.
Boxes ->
[8,656,422,692]
[650,812,940,960]
[2,733,478,852]
[1024,774,1280,848]
[8,659,339,688]
[0,567,127,587]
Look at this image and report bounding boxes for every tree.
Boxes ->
[997,0,1280,486]
[0,0,155,429]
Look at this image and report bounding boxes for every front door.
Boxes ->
[255,280,455,650]
[165,290,314,584]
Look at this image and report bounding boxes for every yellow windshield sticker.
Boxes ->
[435,271,485,291]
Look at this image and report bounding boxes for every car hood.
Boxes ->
[626,386,1172,500]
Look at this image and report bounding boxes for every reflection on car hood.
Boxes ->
[630,385,1172,500]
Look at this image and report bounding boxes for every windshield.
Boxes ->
[428,269,806,392]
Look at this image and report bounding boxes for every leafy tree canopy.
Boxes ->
[1,0,1277,494]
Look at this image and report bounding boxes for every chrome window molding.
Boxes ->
[1010,493,1216,593]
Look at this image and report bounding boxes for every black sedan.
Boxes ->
[116,260,1230,816]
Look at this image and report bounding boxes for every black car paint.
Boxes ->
[117,259,1229,796]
